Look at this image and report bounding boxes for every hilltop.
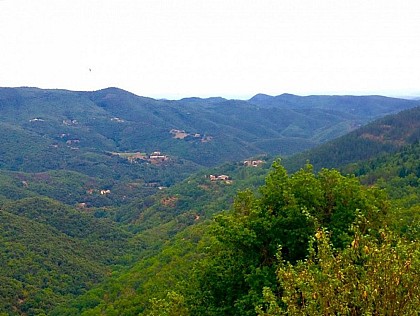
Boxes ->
[0,87,419,314]
[1,87,418,174]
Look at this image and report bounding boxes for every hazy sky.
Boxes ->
[1,0,419,99]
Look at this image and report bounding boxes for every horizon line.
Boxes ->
[1,85,419,101]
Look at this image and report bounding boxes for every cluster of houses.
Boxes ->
[209,174,232,184]
[66,139,80,145]
[63,119,78,126]
[111,117,125,123]
[170,129,197,139]
[170,129,213,143]
[86,188,111,195]
[206,160,265,184]
[209,174,230,181]
[243,159,265,167]
[148,151,168,163]
[111,151,169,164]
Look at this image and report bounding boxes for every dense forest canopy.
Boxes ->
[0,88,419,315]
[183,162,394,315]
[1,87,419,171]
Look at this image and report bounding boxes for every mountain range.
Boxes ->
[1,87,419,174]
[0,87,419,315]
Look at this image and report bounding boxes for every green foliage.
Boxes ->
[0,87,419,315]
[54,224,209,316]
[0,182,137,315]
[187,162,388,315]
[257,223,420,315]
[0,210,108,315]
[342,143,420,240]
[2,87,418,172]
[285,106,420,172]
[146,291,189,316]
[54,162,269,315]
[3,197,131,249]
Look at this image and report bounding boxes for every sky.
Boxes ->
[1,0,420,99]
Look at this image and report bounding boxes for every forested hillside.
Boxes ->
[62,149,419,315]
[55,120,419,315]
[0,195,136,315]
[1,87,418,171]
[285,106,420,171]
[0,88,419,315]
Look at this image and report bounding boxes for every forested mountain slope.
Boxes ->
[1,87,418,172]
[58,108,420,315]
[249,93,415,115]
[51,159,273,315]
[0,156,272,315]
[344,142,420,238]
[284,106,420,171]
[0,196,135,315]
[0,210,106,315]
[1,87,419,315]
[63,143,420,315]
[0,168,144,315]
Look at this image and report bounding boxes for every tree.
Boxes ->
[257,221,420,315]
[145,291,189,316]
[188,161,388,315]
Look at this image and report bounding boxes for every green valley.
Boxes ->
[0,87,419,315]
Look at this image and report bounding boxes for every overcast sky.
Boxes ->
[1,0,419,99]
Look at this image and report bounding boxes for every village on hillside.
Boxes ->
[110,151,169,164]
[243,159,265,167]
[170,129,213,143]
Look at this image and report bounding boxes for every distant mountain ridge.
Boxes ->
[249,93,417,114]
[1,87,419,315]
[1,87,419,173]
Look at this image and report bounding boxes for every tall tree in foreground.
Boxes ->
[188,161,389,315]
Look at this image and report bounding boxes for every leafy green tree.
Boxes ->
[257,221,420,315]
[146,291,189,316]
[188,161,388,315]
